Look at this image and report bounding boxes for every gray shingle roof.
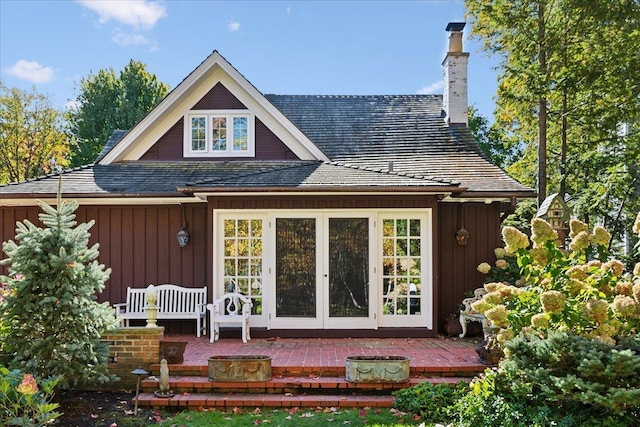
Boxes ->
[1,94,533,198]
[266,94,531,193]
[0,161,460,198]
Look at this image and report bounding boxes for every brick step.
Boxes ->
[149,363,484,378]
[141,375,468,396]
[135,392,397,409]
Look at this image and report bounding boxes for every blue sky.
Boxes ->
[0,0,500,119]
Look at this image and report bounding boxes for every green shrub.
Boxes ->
[455,369,638,427]
[393,380,467,423]
[500,331,640,415]
[0,366,61,427]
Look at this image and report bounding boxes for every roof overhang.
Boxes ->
[0,195,204,207]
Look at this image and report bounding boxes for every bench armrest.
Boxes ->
[113,302,127,316]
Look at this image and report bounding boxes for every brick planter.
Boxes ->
[101,327,164,390]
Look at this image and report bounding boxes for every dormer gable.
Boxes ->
[99,51,329,165]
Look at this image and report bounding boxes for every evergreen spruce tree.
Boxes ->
[0,182,117,387]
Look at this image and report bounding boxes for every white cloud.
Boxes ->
[417,80,444,94]
[228,20,240,32]
[112,30,149,47]
[286,6,291,15]
[77,0,167,30]
[5,60,54,84]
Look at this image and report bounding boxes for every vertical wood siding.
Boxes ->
[1,204,208,334]
[436,202,502,330]
[1,197,502,335]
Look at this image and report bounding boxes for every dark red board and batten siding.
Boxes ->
[0,199,500,336]
[140,83,298,161]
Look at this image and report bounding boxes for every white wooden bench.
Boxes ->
[207,292,253,343]
[458,287,488,338]
[113,284,207,337]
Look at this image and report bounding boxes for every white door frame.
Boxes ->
[214,209,432,330]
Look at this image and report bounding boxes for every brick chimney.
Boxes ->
[442,22,469,127]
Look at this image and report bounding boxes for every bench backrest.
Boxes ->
[155,284,207,314]
[124,285,207,314]
[125,287,148,313]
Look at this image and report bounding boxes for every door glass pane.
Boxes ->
[276,218,316,317]
[223,218,262,315]
[329,218,369,317]
[382,217,421,316]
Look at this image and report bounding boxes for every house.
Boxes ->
[0,23,534,337]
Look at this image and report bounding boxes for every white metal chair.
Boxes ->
[207,292,253,343]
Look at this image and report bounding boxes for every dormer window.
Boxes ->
[184,110,254,157]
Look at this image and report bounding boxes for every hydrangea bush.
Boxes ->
[474,215,640,345]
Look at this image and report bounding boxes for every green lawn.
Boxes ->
[151,407,427,427]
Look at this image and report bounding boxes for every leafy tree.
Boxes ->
[67,59,169,166]
[0,185,117,388]
[465,0,640,245]
[0,83,70,184]
[468,106,519,169]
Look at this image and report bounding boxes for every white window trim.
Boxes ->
[184,110,255,157]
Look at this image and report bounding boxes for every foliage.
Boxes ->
[501,198,537,235]
[460,216,640,425]
[476,247,523,285]
[473,217,640,345]
[393,380,468,423]
[500,332,640,415]
[0,366,61,427]
[467,106,519,169]
[67,59,169,167]
[454,368,637,427]
[0,185,118,388]
[0,83,70,184]
[465,0,640,245]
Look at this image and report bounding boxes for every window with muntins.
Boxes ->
[184,110,254,157]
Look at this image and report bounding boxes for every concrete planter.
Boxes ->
[208,355,272,382]
[344,356,410,383]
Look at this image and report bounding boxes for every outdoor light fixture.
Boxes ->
[131,367,149,416]
[176,228,190,248]
[455,227,470,246]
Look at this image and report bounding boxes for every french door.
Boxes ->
[215,210,431,330]
[269,213,376,329]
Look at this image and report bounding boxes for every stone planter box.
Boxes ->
[208,355,272,382]
[344,355,410,383]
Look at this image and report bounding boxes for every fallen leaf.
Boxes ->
[299,412,315,418]
[358,409,367,417]
[413,414,422,421]
[90,414,99,419]
[254,420,261,425]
